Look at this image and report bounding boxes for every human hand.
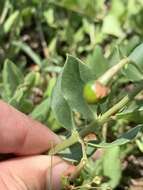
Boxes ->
[0,100,74,190]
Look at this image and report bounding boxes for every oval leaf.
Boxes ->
[2,59,24,100]
[61,55,94,119]
[124,43,143,81]
[51,74,74,130]
[31,98,50,122]
[103,146,121,188]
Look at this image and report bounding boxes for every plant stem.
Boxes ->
[36,18,49,58]
[98,57,130,85]
[98,82,143,124]
[49,81,143,155]
[49,132,78,155]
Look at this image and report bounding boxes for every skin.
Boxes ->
[0,100,75,190]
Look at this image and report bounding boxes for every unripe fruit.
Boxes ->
[83,81,110,104]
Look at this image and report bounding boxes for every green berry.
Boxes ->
[83,81,110,104]
[83,81,98,104]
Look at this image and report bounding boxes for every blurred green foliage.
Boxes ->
[0,0,143,189]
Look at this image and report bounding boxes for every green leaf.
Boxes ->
[88,125,142,148]
[18,99,33,114]
[110,0,125,18]
[116,107,143,123]
[129,43,143,66]
[9,85,27,108]
[58,142,82,163]
[102,146,121,188]
[136,137,143,152]
[102,14,123,37]
[124,43,143,81]
[44,8,54,26]
[86,46,109,78]
[108,46,121,67]
[24,71,37,87]
[51,74,74,130]
[82,19,96,45]
[44,77,56,97]
[2,59,24,100]
[119,36,140,57]
[78,61,94,83]
[61,55,94,119]
[3,11,19,34]
[46,111,62,132]
[31,98,50,122]
[9,72,37,109]
[13,41,42,66]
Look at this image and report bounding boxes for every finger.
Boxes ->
[0,155,75,190]
[0,100,60,155]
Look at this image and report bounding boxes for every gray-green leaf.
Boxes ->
[102,14,123,37]
[124,43,143,81]
[13,41,42,66]
[61,55,94,119]
[3,11,20,34]
[102,146,121,188]
[2,59,24,100]
[51,74,74,130]
[31,98,50,122]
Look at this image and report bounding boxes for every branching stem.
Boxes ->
[49,53,143,155]
[49,81,143,155]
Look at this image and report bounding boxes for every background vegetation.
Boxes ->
[0,0,143,189]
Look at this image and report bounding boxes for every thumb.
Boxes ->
[0,155,75,190]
